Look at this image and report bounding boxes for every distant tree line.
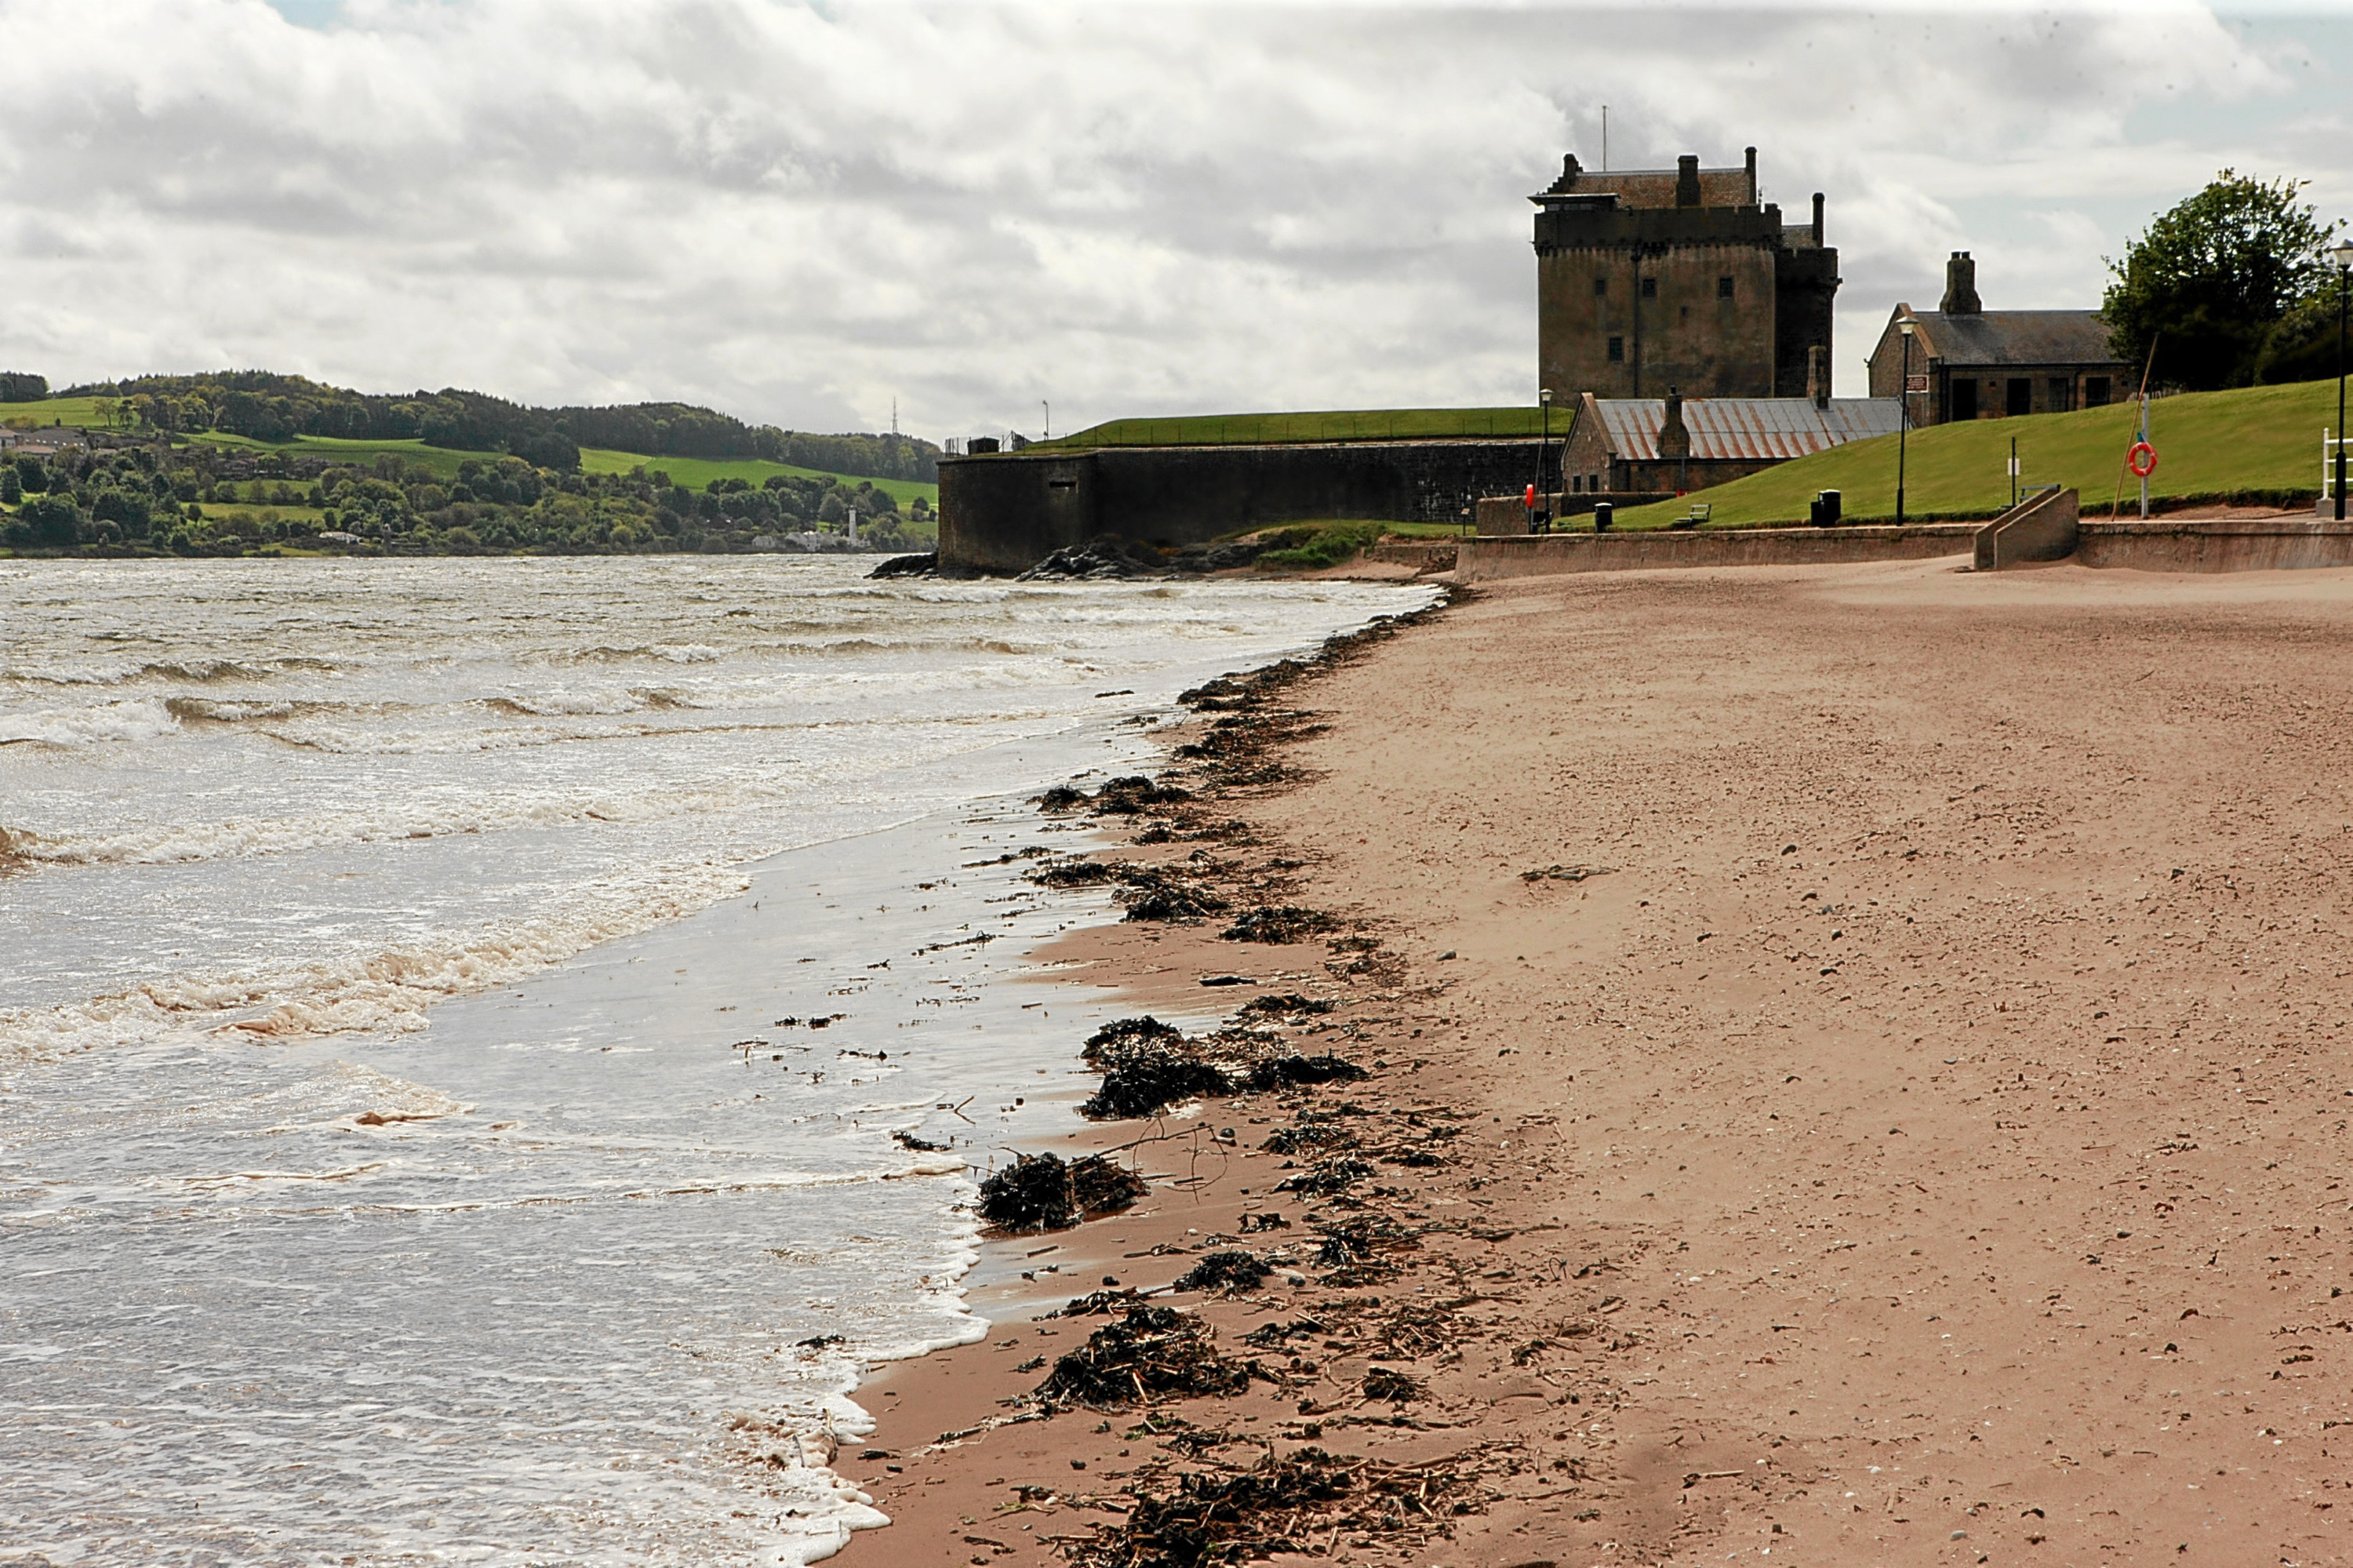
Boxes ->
[2106,171,2349,391]
[2,438,933,558]
[40,371,940,482]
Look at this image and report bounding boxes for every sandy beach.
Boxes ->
[833,556,2353,1568]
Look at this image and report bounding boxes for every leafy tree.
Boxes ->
[15,457,47,493]
[0,467,17,505]
[20,493,84,546]
[2255,269,2351,385]
[2104,171,2338,390]
[91,488,151,537]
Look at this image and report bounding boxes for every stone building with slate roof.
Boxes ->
[1866,253,2131,424]
[1532,147,1840,403]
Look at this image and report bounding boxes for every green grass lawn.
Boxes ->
[1038,406,1572,449]
[1611,377,2343,530]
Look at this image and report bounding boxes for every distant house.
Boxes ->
[1555,387,1903,496]
[1867,253,2129,425]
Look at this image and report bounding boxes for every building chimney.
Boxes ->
[1941,251,1981,315]
[1812,191,1825,245]
[1807,345,1829,409]
[1744,147,1758,206]
[1675,155,1701,208]
[1658,387,1692,460]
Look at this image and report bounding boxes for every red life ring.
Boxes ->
[2128,442,2158,478]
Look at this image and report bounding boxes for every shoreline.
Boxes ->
[840,557,2353,1566]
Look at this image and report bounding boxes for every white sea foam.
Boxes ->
[0,695,181,747]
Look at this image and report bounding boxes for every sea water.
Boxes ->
[0,556,1432,1566]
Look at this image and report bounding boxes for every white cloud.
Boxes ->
[0,0,2340,435]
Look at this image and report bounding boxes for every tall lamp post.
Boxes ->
[1539,388,1554,525]
[2333,240,2353,522]
[1896,315,1918,525]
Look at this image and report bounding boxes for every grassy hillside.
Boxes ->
[1039,405,1570,449]
[193,431,493,478]
[576,449,936,506]
[1613,378,2341,530]
[1,405,938,505]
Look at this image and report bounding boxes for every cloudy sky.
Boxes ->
[1,0,2347,439]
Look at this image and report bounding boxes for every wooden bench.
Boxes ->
[1667,501,1711,531]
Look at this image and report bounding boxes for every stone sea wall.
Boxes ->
[937,439,1555,573]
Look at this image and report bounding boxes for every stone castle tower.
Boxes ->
[1532,148,1839,401]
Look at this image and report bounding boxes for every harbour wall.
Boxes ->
[937,439,1553,573]
[1458,523,1979,580]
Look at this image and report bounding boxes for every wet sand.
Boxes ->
[844,558,2353,1567]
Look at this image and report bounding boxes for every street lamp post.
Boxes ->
[2333,240,2353,522]
[1896,315,1918,525]
[1540,388,1553,529]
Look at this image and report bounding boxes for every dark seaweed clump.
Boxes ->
[1220,906,1341,944]
[1243,1053,1368,1091]
[1083,1059,1235,1120]
[976,1151,1148,1231]
[1174,1250,1272,1294]
[1238,992,1336,1017]
[1035,1306,1249,1410]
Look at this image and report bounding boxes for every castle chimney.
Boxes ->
[1744,147,1758,206]
[1807,345,1829,409]
[1941,251,1982,315]
[1658,387,1692,460]
[1812,191,1825,245]
[1675,155,1701,208]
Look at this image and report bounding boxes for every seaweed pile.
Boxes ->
[1173,1250,1272,1295]
[1063,1446,1489,1568]
[1072,1014,1367,1120]
[1034,1306,1252,1410]
[975,1151,1148,1232]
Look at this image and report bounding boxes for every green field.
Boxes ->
[575,449,936,506]
[1611,378,2341,531]
[1,396,122,429]
[192,431,491,477]
[1038,405,1572,449]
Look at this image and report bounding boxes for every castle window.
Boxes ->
[1640,277,1658,299]
[1717,276,1734,299]
[1593,276,1608,296]
[1607,336,1624,363]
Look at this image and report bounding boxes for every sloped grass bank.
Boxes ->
[1039,406,1567,449]
[1612,378,2342,530]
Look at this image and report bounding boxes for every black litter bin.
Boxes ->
[1819,489,1842,526]
[1593,501,1614,533]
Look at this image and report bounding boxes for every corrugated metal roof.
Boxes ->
[1593,397,1904,463]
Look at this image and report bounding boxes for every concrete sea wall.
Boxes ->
[2073,518,2353,573]
[938,439,1552,573]
[1458,523,1977,580]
